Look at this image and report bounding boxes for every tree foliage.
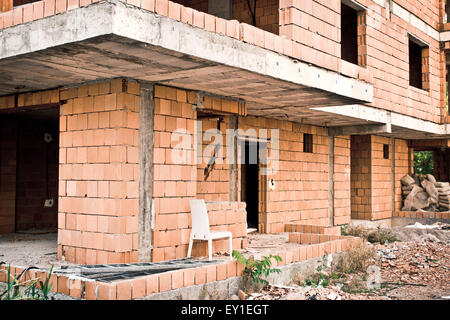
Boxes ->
[414,151,434,175]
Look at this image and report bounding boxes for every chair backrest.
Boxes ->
[189,199,210,238]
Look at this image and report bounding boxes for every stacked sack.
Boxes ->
[401,175,415,198]
[401,174,439,212]
[436,182,450,211]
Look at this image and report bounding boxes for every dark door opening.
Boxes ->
[240,139,263,230]
[0,107,59,233]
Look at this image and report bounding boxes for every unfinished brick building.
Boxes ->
[0,0,449,269]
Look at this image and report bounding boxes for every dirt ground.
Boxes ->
[0,230,73,269]
[239,223,450,301]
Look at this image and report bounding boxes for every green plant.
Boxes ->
[0,265,54,300]
[232,250,282,285]
[301,262,332,288]
[38,265,54,300]
[414,151,434,175]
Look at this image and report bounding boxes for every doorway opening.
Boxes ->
[240,139,267,231]
[0,106,59,233]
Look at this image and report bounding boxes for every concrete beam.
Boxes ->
[328,136,335,226]
[391,138,395,215]
[228,116,238,202]
[329,123,391,136]
[314,105,450,138]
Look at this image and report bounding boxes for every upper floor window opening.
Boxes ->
[341,0,367,67]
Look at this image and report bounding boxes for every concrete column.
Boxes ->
[391,138,396,216]
[328,135,335,226]
[138,82,154,262]
[228,116,238,201]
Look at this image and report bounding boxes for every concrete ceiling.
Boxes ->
[0,1,376,129]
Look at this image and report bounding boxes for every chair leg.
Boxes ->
[187,237,193,258]
[229,236,233,260]
[208,238,212,261]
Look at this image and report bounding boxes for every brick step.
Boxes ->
[288,232,354,245]
[394,211,450,219]
[284,223,341,236]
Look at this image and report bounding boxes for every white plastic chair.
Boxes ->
[187,199,233,261]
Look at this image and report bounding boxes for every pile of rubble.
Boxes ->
[235,285,388,301]
[376,239,449,292]
[401,174,449,212]
[235,230,449,300]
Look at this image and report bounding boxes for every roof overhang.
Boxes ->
[313,105,450,140]
[0,0,372,124]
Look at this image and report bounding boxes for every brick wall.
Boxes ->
[279,0,341,72]
[278,0,444,124]
[0,118,17,233]
[172,0,279,34]
[58,79,140,264]
[196,117,231,202]
[352,135,410,220]
[363,0,442,124]
[371,135,392,220]
[152,85,198,262]
[334,136,351,225]
[233,0,279,34]
[15,117,59,231]
[351,135,371,220]
[238,116,351,233]
[395,0,440,29]
[152,85,247,262]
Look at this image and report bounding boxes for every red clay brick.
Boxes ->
[97,282,117,300]
[116,280,132,300]
[194,267,206,285]
[183,268,195,287]
[155,0,168,16]
[69,279,82,298]
[132,278,146,299]
[57,275,70,296]
[159,272,172,292]
[171,270,183,289]
[85,281,98,300]
[146,274,159,295]
[216,263,227,281]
